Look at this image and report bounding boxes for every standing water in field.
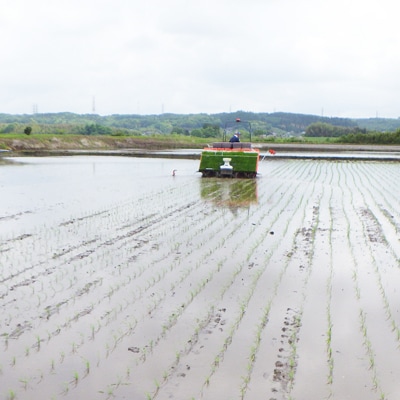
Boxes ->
[1,155,400,400]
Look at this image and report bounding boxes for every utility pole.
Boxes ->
[92,96,96,114]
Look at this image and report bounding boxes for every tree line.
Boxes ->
[304,121,400,144]
[305,122,367,137]
[1,111,400,143]
[337,129,400,145]
[0,111,366,136]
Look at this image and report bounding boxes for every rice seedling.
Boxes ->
[2,333,9,350]
[35,334,41,350]
[7,390,16,400]
[62,381,70,395]
[19,377,30,390]
[84,359,90,375]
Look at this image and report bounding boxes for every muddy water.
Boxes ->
[2,155,400,400]
[0,156,202,236]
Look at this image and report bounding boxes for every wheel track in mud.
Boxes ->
[260,162,325,400]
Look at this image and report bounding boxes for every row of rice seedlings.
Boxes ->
[325,189,335,388]
[313,164,337,392]
[240,165,324,400]
[355,163,400,248]
[265,158,313,183]
[0,248,138,382]
[198,163,322,398]
[0,245,95,327]
[340,162,387,399]
[0,212,199,389]
[3,228,175,384]
[106,245,255,395]
[357,162,400,232]
[143,305,217,399]
[0,164,310,396]
[201,295,252,391]
[135,231,253,365]
[243,176,309,262]
[185,258,283,395]
[5,227,150,320]
[279,163,327,399]
[2,179,196,287]
[4,268,98,356]
[50,187,256,390]
[353,167,400,368]
[164,194,302,385]
[0,233,38,274]
[198,172,314,313]
[0,175,214,304]
[12,301,133,396]
[67,180,199,239]
[358,309,383,391]
[53,197,229,355]
[239,190,315,398]
[0,164,294,396]
[240,300,272,397]
[349,163,400,340]
[0,171,197,389]
[7,242,231,390]
[122,197,257,320]
[97,178,301,397]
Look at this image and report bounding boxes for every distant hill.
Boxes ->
[1,111,399,136]
[352,117,400,132]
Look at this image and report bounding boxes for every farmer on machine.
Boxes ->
[229,131,241,142]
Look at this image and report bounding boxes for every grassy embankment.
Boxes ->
[0,133,341,153]
[2,133,399,155]
[0,134,209,152]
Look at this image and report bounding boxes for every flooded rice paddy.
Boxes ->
[1,155,400,400]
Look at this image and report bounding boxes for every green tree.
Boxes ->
[305,122,366,138]
[24,126,32,135]
[79,124,112,135]
[2,123,16,133]
[170,126,189,135]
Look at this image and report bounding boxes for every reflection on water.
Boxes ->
[200,178,258,209]
[0,157,22,166]
[0,156,200,237]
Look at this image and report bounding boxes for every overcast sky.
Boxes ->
[1,0,399,118]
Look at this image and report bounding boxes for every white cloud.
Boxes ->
[1,0,400,118]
